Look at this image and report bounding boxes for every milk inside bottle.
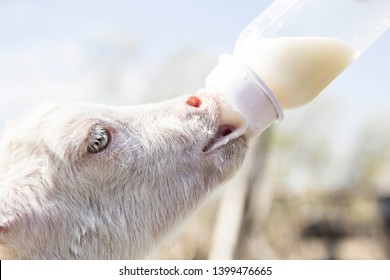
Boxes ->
[234,36,356,108]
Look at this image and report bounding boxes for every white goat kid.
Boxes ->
[0,90,247,259]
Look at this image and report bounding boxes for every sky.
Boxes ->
[1,0,389,109]
[1,0,390,190]
[0,0,274,124]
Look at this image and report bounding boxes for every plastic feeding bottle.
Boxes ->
[205,0,390,137]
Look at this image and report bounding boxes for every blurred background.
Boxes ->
[1,0,390,259]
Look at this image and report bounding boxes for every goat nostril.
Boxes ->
[186,96,201,108]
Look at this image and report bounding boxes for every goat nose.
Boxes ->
[186,96,202,108]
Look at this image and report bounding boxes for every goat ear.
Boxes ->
[0,214,18,259]
[0,195,14,237]
[0,181,43,260]
[0,224,8,234]
[0,186,29,260]
[0,184,28,238]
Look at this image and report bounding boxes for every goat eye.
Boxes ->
[87,126,110,153]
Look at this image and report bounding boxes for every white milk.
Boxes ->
[234,36,357,108]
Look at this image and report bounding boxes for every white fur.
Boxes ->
[0,89,247,259]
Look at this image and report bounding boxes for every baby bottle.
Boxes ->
[205,0,390,136]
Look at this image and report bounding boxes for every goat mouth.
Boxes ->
[202,99,246,153]
[202,124,246,153]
